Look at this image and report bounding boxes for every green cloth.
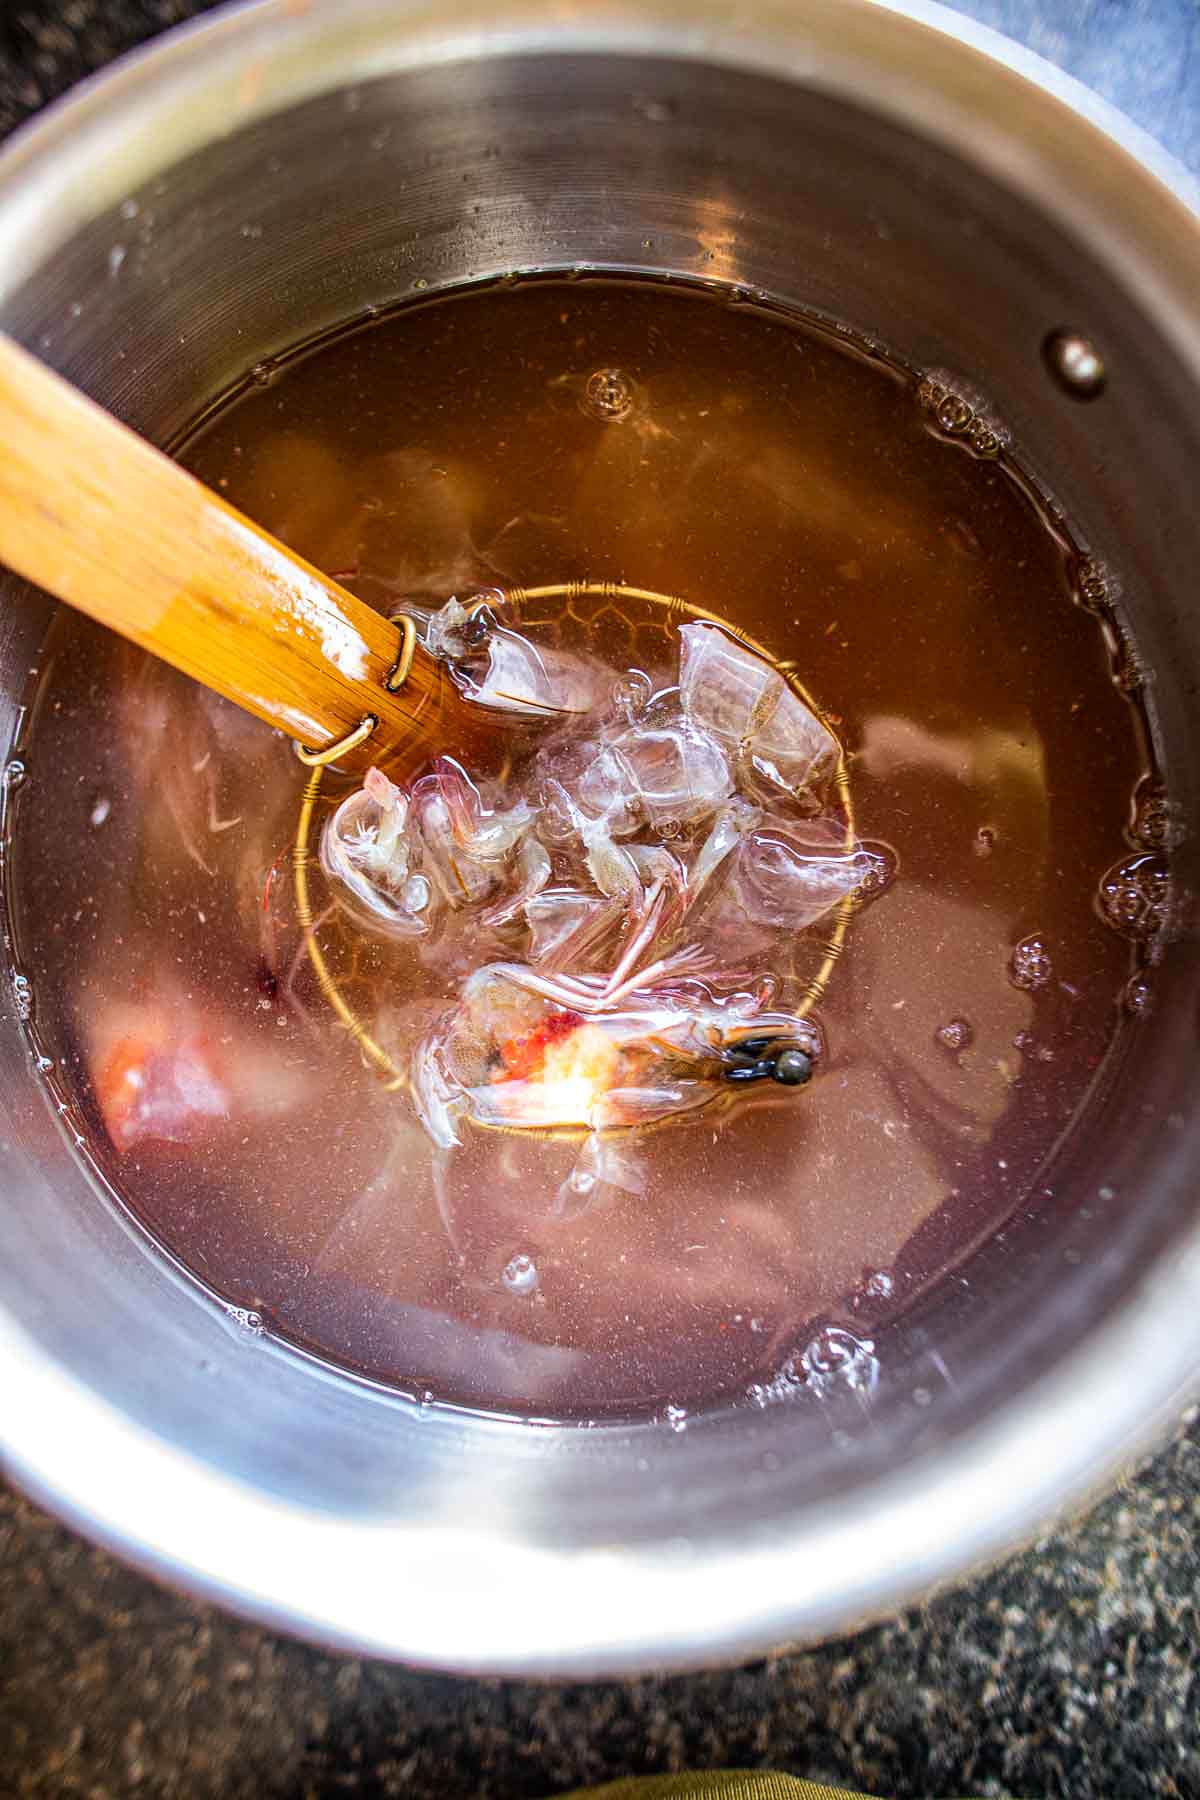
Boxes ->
[557,1777,981,1800]
[557,1780,864,1800]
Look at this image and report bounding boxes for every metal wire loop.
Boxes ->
[295,713,378,767]
[294,582,861,1100]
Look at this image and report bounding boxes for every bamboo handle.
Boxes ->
[0,333,487,778]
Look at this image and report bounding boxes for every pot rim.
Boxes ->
[1,0,1198,1675]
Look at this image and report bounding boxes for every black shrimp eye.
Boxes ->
[772,1048,814,1086]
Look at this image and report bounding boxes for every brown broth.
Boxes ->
[8,277,1151,1420]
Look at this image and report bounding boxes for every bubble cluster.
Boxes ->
[799,1326,879,1400]
[1130,778,1184,852]
[1097,852,1173,942]
[935,1017,973,1054]
[11,971,32,1022]
[1009,934,1054,992]
[746,1369,799,1409]
[224,1305,264,1336]
[916,374,1005,458]
[749,1324,879,1408]
[853,842,898,902]
[1071,556,1112,614]
[1111,644,1149,696]
[1123,975,1154,1017]
[582,367,637,423]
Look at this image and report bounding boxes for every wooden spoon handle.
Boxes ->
[0,332,482,778]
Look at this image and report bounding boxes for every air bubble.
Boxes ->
[937,394,972,433]
[119,198,140,221]
[1009,934,1053,992]
[1097,852,1173,942]
[863,1268,895,1301]
[1043,329,1106,400]
[250,361,275,388]
[582,367,637,423]
[612,669,652,720]
[404,874,431,913]
[4,759,26,789]
[502,1252,539,1296]
[967,420,1001,457]
[107,244,127,279]
[35,1054,53,1074]
[664,1403,688,1433]
[935,1017,973,1054]
[90,795,111,828]
[1123,975,1153,1017]
[973,825,996,857]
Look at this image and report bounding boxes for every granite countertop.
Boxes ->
[1,4,1198,1797]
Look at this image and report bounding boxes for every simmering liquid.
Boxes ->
[8,278,1157,1420]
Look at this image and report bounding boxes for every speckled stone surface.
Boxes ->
[2,1417,1198,1799]
[1,4,1198,1798]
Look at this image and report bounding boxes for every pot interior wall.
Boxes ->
[0,47,1197,1641]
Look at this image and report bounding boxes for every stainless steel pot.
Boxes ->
[1,0,1198,1675]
